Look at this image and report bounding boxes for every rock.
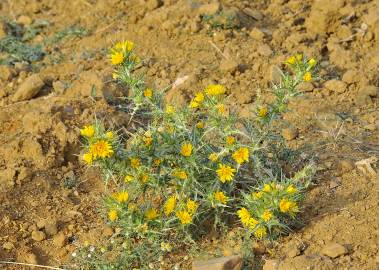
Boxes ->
[192,255,242,270]
[197,2,221,15]
[52,81,66,94]
[356,85,379,106]
[243,8,263,21]
[220,58,239,74]
[14,62,30,72]
[296,82,314,92]
[285,243,302,258]
[17,15,32,26]
[250,28,265,41]
[262,259,280,270]
[45,220,58,236]
[0,168,16,191]
[270,65,283,84]
[12,74,45,102]
[342,69,359,84]
[0,65,15,82]
[53,232,66,248]
[258,44,272,57]
[338,159,354,174]
[25,252,39,264]
[67,71,104,98]
[324,80,347,94]
[252,241,266,255]
[36,219,47,229]
[3,242,14,250]
[146,0,163,11]
[31,230,46,241]
[321,243,348,258]
[282,127,298,141]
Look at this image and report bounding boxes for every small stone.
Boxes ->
[31,230,46,241]
[286,244,302,258]
[296,82,314,92]
[243,8,263,20]
[356,85,379,106]
[252,241,266,255]
[192,255,242,270]
[324,79,347,93]
[321,243,348,258]
[197,2,221,15]
[12,74,45,102]
[102,226,114,237]
[220,58,239,74]
[270,65,283,84]
[250,28,265,40]
[338,159,354,174]
[36,219,47,229]
[262,259,280,270]
[282,127,298,141]
[146,0,163,11]
[45,220,58,236]
[25,252,39,264]
[0,66,15,82]
[14,62,30,72]
[17,15,32,26]
[53,232,66,248]
[342,70,359,84]
[258,44,272,57]
[3,242,14,250]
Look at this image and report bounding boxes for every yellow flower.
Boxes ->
[217,164,236,183]
[124,175,133,183]
[194,92,204,103]
[160,242,172,252]
[237,207,251,227]
[258,106,268,117]
[115,40,134,51]
[90,140,114,158]
[262,210,273,222]
[181,143,193,157]
[145,208,159,220]
[144,88,153,98]
[176,211,192,225]
[303,72,312,82]
[105,131,113,139]
[164,196,177,215]
[115,191,129,203]
[172,170,188,180]
[252,191,263,200]
[196,122,204,129]
[226,136,235,145]
[308,58,317,67]
[296,54,303,61]
[248,217,259,229]
[80,125,95,137]
[286,55,296,65]
[216,104,226,114]
[189,100,199,108]
[110,51,124,65]
[139,173,148,183]
[83,152,93,164]
[286,184,297,194]
[279,198,298,215]
[262,184,271,192]
[128,203,137,212]
[214,191,228,205]
[186,199,198,215]
[153,159,162,166]
[166,105,175,114]
[205,84,226,96]
[232,148,249,164]
[143,136,153,147]
[254,227,267,239]
[130,158,141,168]
[208,153,218,162]
[108,209,118,221]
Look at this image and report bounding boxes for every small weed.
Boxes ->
[48,25,89,44]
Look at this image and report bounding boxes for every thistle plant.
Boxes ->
[76,41,318,269]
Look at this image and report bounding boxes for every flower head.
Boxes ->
[216,104,226,115]
[214,191,228,205]
[254,227,267,239]
[226,136,235,145]
[196,122,204,129]
[279,198,298,215]
[139,173,149,183]
[258,106,268,117]
[145,208,159,220]
[144,88,153,98]
[194,92,204,103]
[83,152,93,164]
[110,51,124,65]
[189,100,200,108]
[186,199,198,215]
[115,191,129,203]
[303,72,312,82]
[172,170,188,180]
[166,105,175,114]
[181,143,193,157]
[143,136,153,147]
[252,191,263,200]
[208,153,218,162]
[217,164,236,183]
[108,209,118,221]
[286,184,297,194]
[308,58,317,67]
[232,148,249,164]
[115,40,134,51]
[237,207,251,227]
[262,210,273,222]
[176,211,192,225]
[105,131,114,139]
[262,184,271,193]
[164,196,176,215]
[205,84,226,96]
[130,158,141,168]
[286,55,296,65]
[81,125,95,137]
[90,140,114,158]
[124,175,133,183]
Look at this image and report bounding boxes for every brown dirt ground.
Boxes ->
[0,0,378,269]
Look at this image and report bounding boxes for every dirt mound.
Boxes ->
[0,0,378,269]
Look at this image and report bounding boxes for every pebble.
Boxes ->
[356,85,379,106]
[3,241,14,250]
[296,82,314,92]
[342,69,359,84]
[25,252,39,264]
[0,65,14,82]
[192,255,242,270]
[321,242,348,258]
[220,58,239,74]
[250,28,265,41]
[282,127,298,141]
[146,0,163,11]
[258,44,273,57]
[31,230,46,241]
[53,232,66,248]
[12,74,45,102]
[243,8,263,21]
[45,220,58,236]
[197,2,221,15]
[270,65,283,84]
[17,15,32,26]
[324,79,347,93]
[262,259,280,270]
[338,159,354,174]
